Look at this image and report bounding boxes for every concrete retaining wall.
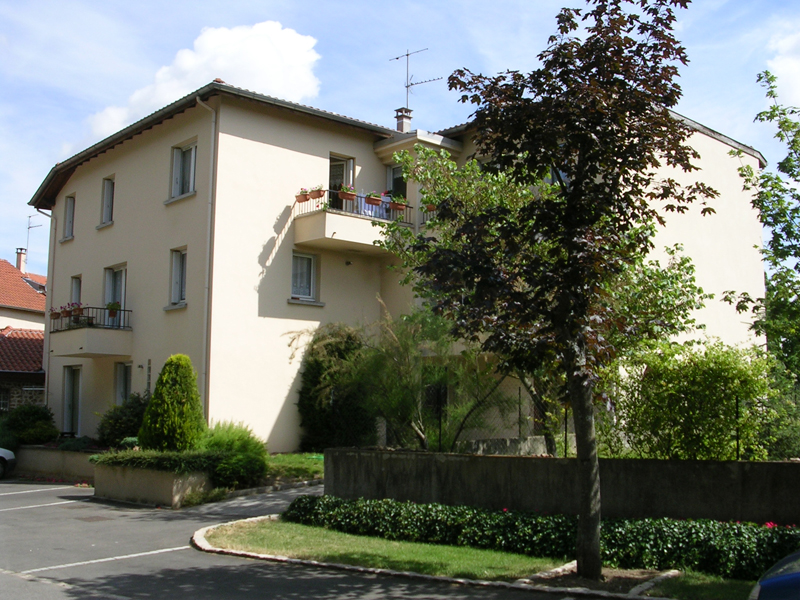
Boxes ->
[94,465,210,508]
[325,449,800,524]
[16,447,95,482]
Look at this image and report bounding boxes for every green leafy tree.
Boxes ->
[727,72,800,377]
[138,354,206,451]
[394,0,715,578]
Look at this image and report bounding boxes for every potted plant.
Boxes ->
[60,305,71,318]
[106,301,121,318]
[71,302,83,316]
[389,194,407,211]
[338,184,357,202]
[309,184,325,199]
[49,307,60,320]
[295,188,310,203]
[365,191,382,206]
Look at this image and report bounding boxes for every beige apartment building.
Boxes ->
[29,81,765,450]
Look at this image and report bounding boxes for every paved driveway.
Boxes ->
[0,478,591,599]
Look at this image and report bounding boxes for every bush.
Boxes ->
[89,448,222,474]
[197,422,268,489]
[138,355,206,451]
[57,436,98,452]
[296,324,375,451]
[97,392,149,448]
[3,404,59,446]
[282,495,800,580]
[0,426,19,452]
[611,342,774,460]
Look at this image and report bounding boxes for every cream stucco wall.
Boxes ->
[0,307,44,330]
[207,97,402,451]
[45,102,215,436]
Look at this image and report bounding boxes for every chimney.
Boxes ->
[395,107,413,133]
[15,248,26,274]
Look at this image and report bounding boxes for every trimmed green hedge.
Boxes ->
[282,495,800,580]
[90,449,222,475]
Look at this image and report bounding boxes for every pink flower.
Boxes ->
[503,508,508,512]
[765,522,778,529]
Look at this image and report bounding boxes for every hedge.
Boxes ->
[282,495,800,580]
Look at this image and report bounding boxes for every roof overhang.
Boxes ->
[29,82,398,210]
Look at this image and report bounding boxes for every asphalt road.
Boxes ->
[0,478,596,600]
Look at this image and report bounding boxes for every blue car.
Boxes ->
[750,550,800,599]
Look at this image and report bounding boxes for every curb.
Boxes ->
[191,515,676,600]
[223,478,324,500]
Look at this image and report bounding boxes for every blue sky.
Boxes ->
[2,0,799,277]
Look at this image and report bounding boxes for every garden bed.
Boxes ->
[15,446,96,483]
[94,464,210,508]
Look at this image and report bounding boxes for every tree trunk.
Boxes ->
[566,347,602,580]
[517,371,559,456]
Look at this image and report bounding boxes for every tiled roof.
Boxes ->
[25,272,47,286]
[0,260,46,313]
[0,327,44,372]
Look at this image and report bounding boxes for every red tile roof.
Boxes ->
[0,259,46,313]
[0,327,44,372]
[25,272,47,286]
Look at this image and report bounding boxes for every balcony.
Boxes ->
[49,306,133,358]
[294,190,413,254]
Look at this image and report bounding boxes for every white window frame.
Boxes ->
[101,178,115,225]
[170,249,187,305]
[63,196,75,239]
[114,362,132,406]
[171,144,197,198]
[291,252,317,301]
[329,155,354,189]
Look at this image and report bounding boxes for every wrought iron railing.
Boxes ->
[294,190,414,225]
[50,306,132,333]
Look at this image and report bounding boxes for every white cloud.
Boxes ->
[767,23,800,105]
[89,21,321,138]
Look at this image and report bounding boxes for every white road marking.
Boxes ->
[0,500,87,512]
[0,486,74,496]
[21,546,192,574]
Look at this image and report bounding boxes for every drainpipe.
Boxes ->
[195,96,217,422]
[37,208,55,414]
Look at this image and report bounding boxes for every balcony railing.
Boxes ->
[50,306,132,333]
[295,190,414,225]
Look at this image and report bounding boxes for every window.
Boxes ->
[70,276,81,305]
[101,178,115,224]
[170,249,187,304]
[63,366,81,434]
[104,265,126,326]
[329,155,354,210]
[291,253,316,301]
[172,144,197,198]
[390,165,407,198]
[114,363,132,406]
[0,388,9,412]
[63,196,75,239]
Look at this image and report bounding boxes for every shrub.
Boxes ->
[89,448,222,474]
[119,437,138,449]
[4,404,59,445]
[197,422,268,489]
[283,496,800,580]
[138,354,206,451]
[612,342,774,460]
[0,425,19,452]
[97,392,149,448]
[58,436,98,452]
[296,324,375,451]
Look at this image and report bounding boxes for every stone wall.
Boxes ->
[325,448,800,525]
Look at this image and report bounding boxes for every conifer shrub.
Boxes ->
[138,354,206,451]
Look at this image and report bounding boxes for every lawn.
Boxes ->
[645,570,756,600]
[206,519,561,582]
[267,453,324,480]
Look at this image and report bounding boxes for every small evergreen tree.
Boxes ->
[138,354,206,451]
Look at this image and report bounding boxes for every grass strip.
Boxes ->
[268,453,324,480]
[206,520,560,582]
[645,570,756,600]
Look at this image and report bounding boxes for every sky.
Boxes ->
[2,0,800,277]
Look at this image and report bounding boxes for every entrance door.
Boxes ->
[63,366,80,435]
[104,266,126,327]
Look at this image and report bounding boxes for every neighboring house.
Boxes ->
[0,250,47,330]
[0,327,45,410]
[27,81,765,449]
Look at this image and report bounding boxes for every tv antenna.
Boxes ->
[26,215,42,254]
[390,48,442,109]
